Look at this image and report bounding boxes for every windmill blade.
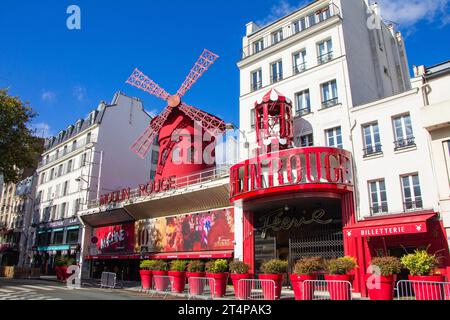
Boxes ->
[179,102,226,136]
[126,68,170,101]
[130,106,174,158]
[176,49,219,98]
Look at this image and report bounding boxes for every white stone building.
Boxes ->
[31,92,156,273]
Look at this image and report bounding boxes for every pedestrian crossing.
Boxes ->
[0,284,69,300]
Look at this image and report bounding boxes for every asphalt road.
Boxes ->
[0,278,180,300]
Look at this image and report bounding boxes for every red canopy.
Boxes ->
[255,89,291,107]
[344,211,437,238]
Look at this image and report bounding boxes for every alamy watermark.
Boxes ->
[66,5,81,30]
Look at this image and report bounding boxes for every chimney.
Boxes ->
[371,2,380,16]
[246,22,260,36]
[413,65,426,77]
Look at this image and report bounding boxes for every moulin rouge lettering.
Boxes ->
[259,209,333,239]
[100,176,176,206]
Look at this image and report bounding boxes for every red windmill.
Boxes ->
[126,49,226,180]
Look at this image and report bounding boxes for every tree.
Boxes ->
[0,88,43,183]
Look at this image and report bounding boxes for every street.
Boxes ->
[0,278,179,300]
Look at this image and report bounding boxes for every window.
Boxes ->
[72,140,77,151]
[369,180,388,215]
[362,123,382,157]
[86,132,92,143]
[59,202,67,219]
[67,160,73,174]
[89,111,96,125]
[317,6,331,22]
[57,164,63,177]
[50,205,57,221]
[401,174,423,211]
[250,109,256,129]
[295,90,311,116]
[293,50,307,74]
[47,187,52,201]
[318,39,333,64]
[63,145,68,155]
[55,184,60,198]
[81,153,88,167]
[251,69,262,92]
[271,29,283,45]
[62,181,69,196]
[40,172,46,184]
[299,134,314,147]
[50,168,55,180]
[393,114,415,150]
[321,80,338,108]
[293,17,306,33]
[37,232,51,246]
[307,13,316,27]
[253,39,264,53]
[73,199,81,216]
[52,230,64,245]
[66,229,79,244]
[326,127,343,149]
[76,120,83,132]
[270,60,283,83]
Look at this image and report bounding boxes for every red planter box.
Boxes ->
[207,273,228,298]
[186,272,206,295]
[139,270,152,290]
[324,274,353,300]
[230,273,251,299]
[408,275,445,300]
[290,274,317,300]
[152,271,169,291]
[258,274,283,300]
[366,274,395,300]
[168,271,186,293]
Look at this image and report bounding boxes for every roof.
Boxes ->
[255,89,292,107]
[425,60,450,80]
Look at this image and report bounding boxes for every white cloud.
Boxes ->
[30,122,53,138]
[41,90,56,103]
[257,0,308,26]
[73,85,87,102]
[376,0,450,28]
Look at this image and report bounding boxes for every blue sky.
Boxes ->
[1,0,450,138]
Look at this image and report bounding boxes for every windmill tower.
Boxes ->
[126,49,226,179]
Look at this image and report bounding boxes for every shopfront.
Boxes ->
[32,217,81,274]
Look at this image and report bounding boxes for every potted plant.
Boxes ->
[401,249,444,300]
[259,259,288,300]
[229,260,251,299]
[366,256,402,300]
[139,260,154,290]
[55,257,75,282]
[324,256,357,300]
[206,259,229,298]
[168,260,188,293]
[151,260,169,292]
[186,260,205,295]
[290,257,323,300]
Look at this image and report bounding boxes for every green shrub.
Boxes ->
[139,260,168,271]
[370,256,402,276]
[325,256,357,275]
[205,260,214,273]
[153,260,168,271]
[208,259,229,274]
[229,260,250,274]
[170,260,188,272]
[140,260,153,270]
[55,256,75,267]
[293,257,323,275]
[260,259,288,274]
[186,260,205,273]
[401,250,438,276]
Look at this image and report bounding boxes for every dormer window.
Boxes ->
[58,131,65,142]
[76,120,83,132]
[67,125,74,135]
[89,111,97,125]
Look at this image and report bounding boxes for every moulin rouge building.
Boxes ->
[77,0,450,298]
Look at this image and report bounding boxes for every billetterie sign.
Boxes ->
[100,175,176,206]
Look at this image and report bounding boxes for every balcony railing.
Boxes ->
[271,73,283,84]
[370,204,389,216]
[251,81,263,92]
[85,164,231,210]
[240,4,341,60]
[39,136,95,167]
[321,97,339,109]
[293,62,307,75]
[318,51,334,64]
[404,200,423,212]
[295,107,311,117]
[394,137,416,151]
[363,144,383,157]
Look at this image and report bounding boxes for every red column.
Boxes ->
[243,210,255,275]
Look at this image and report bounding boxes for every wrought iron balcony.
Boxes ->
[394,137,416,151]
[363,144,383,157]
[404,199,423,212]
[370,204,389,215]
[318,51,334,65]
[321,97,339,109]
[271,72,284,84]
[293,62,307,75]
[295,107,311,117]
[251,81,263,92]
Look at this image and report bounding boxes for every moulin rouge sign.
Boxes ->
[100,176,176,206]
[230,147,353,201]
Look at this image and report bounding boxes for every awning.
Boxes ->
[80,208,135,228]
[85,250,234,261]
[344,212,437,238]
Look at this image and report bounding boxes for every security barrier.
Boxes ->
[396,280,450,300]
[237,279,277,300]
[302,280,353,300]
[100,272,117,289]
[149,275,174,299]
[188,277,214,300]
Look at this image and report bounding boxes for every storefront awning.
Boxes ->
[80,208,135,227]
[85,250,234,261]
[344,211,437,238]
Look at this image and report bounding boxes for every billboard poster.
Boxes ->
[135,208,234,253]
[93,223,135,253]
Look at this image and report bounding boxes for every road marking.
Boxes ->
[44,285,67,290]
[21,285,54,291]
[3,286,31,292]
[0,288,15,293]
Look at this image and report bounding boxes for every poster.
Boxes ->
[93,223,135,253]
[135,208,234,253]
